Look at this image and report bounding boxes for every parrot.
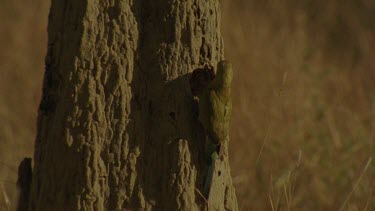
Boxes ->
[196,60,233,198]
[198,60,233,155]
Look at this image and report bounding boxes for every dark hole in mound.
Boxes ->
[169,112,176,120]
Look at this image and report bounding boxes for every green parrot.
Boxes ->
[198,60,233,154]
[196,60,233,198]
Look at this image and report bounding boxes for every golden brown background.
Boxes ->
[1,1,375,210]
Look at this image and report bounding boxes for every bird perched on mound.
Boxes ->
[191,60,233,155]
[190,60,233,198]
[199,61,233,151]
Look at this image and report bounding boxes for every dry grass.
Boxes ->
[1,0,375,210]
[0,0,48,209]
[223,1,375,210]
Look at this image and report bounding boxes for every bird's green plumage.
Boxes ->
[198,60,233,148]
[199,60,233,198]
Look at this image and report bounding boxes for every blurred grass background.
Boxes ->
[1,0,375,210]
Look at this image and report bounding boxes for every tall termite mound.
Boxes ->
[29,0,238,210]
